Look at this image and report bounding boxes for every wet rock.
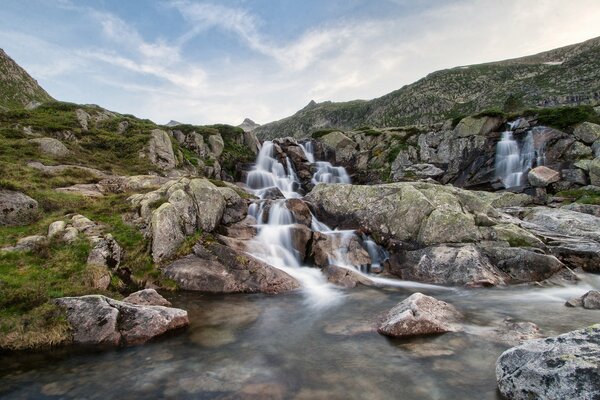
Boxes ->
[55,295,189,346]
[144,129,177,170]
[0,190,39,226]
[391,244,508,287]
[480,246,563,283]
[377,293,462,337]
[289,224,313,262]
[310,231,371,267]
[323,265,373,288]
[260,187,285,200]
[487,318,542,346]
[284,198,312,226]
[496,324,600,400]
[163,242,299,294]
[528,166,560,187]
[29,137,69,157]
[323,319,375,336]
[124,289,172,307]
[190,327,236,348]
[566,290,600,309]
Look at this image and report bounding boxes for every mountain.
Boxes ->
[0,49,53,110]
[238,118,260,132]
[254,36,600,139]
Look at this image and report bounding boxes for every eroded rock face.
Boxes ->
[496,324,600,400]
[145,129,177,170]
[55,295,188,346]
[391,244,508,287]
[163,242,299,294]
[377,293,462,337]
[0,190,39,226]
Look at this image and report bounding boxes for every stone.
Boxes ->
[566,290,600,310]
[565,141,593,159]
[0,190,39,226]
[123,289,172,307]
[217,187,247,225]
[86,234,122,270]
[590,158,600,186]
[62,227,79,243]
[75,109,90,131]
[151,203,185,263]
[55,183,104,198]
[404,163,444,178]
[390,244,508,287]
[318,131,357,163]
[528,166,560,187]
[163,242,299,294]
[29,137,69,157]
[323,265,373,288]
[243,131,262,155]
[561,168,588,185]
[285,198,312,226]
[377,293,462,337]
[524,207,600,242]
[487,318,542,346]
[47,220,67,238]
[454,116,502,137]
[491,223,545,248]
[496,324,600,400]
[573,122,600,144]
[27,161,108,179]
[289,224,313,262]
[145,129,177,170]
[310,232,371,267]
[187,178,227,231]
[208,134,224,157]
[481,247,564,283]
[562,203,600,218]
[2,235,46,252]
[55,295,188,346]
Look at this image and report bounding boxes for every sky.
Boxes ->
[1,0,600,126]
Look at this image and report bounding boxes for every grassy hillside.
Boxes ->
[0,49,53,110]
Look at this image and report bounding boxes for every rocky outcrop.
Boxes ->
[496,324,600,400]
[55,295,188,346]
[143,129,177,170]
[574,122,600,144]
[0,190,39,226]
[377,293,462,337]
[163,242,299,294]
[29,137,69,157]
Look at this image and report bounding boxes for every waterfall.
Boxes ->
[495,123,546,189]
[300,141,350,184]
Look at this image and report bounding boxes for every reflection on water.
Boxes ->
[1,274,599,400]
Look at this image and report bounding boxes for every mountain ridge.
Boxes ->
[0,49,54,110]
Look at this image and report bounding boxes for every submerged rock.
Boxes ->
[377,293,462,337]
[496,324,600,400]
[163,242,299,294]
[55,295,188,346]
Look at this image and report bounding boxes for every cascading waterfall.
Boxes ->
[495,122,546,188]
[300,141,350,184]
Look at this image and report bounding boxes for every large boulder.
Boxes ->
[528,166,560,187]
[480,247,564,283]
[163,242,299,294]
[151,203,186,262]
[565,290,600,309]
[590,158,600,186]
[496,324,600,400]
[29,137,69,157]
[524,207,600,242]
[377,293,462,337]
[145,129,177,170]
[0,190,39,226]
[573,122,600,144]
[310,231,371,267]
[208,134,224,157]
[453,116,502,138]
[55,295,189,346]
[390,244,508,287]
[319,131,357,164]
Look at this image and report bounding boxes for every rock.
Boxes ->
[477,191,532,208]
[27,161,108,179]
[47,220,67,238]
[480,247,564,283]
[528,166,560,187]
[208,134,224,157]
[145,129,177,170]
[117,120,129,134]
[561,168,588,185]
[243,131,261,155]
[496,324,600,400]
[187,178,227,231]
[55,183,104,198]
[29,137,69,157]
[404,163,444,178]
[87,234,122,270]
[100,175,171,193]
[524,207,600,242]
[163,242,299,294]
[62,227,79,243]
[55,295,188,346]
[151,203,185,263]
[284,198,312,226]
[70,214,98,235]
[590,158,600,186]
[488,318,542,346]
[453,116,502,137]
[562,203,600,218]
[377,293,462,337]
[289,224,313,262]
[259,187,284,200]
[323,265,373,288]
[123,289,172,307]
[390,244,508,287]
[75,109,90,131]
[566,290,600,309]
[573,122,600,144]
[1,235,46,252]
[217,187,247,225]
[0,190,39,226]
[565,141,593,159]
[310,231,371,267]
[319,131,357,163]
[491,223,545,248]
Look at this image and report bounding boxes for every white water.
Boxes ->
[495,122,546,188]
[244,140,397,308]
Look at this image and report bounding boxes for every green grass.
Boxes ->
[523,105,600,130]
[311,128,338,139]
[557,188,600,205]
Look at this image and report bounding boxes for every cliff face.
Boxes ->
[0,49,53,110]
[255,36,600,140]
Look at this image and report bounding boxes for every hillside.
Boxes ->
[0,49,53,110]
[255,36,600,139]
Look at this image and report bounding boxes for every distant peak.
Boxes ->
[166,120,183,127]
[238,117,261,132]
[242,118,256,124]
[303,100,318,110]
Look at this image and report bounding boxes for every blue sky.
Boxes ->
[1,0,600,125]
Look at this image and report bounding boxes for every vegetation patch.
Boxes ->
[557,188,600,205]
[311,128,338,139]
[523,105,600,130]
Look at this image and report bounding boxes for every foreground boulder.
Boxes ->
[163,242,299,294]
[55,295,189,346]
[528,166,560,187]
[565,290,600,309]
[0,190,39,226]
[377,293,462,337]
[496,324,600,400]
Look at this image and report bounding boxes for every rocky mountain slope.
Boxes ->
[255,36,600,139]
[0,49,53,111]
